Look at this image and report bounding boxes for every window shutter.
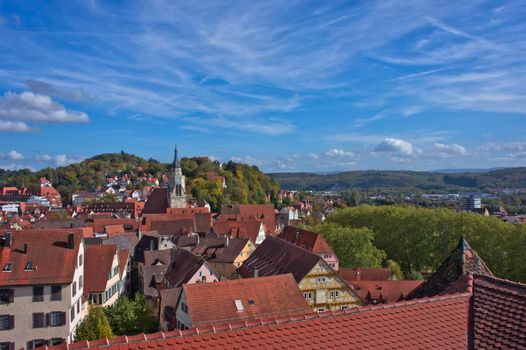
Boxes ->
[9,315,14,329]
[8,290,14,303]
[46,313,51,327]
[61,312,66,326]
[9,342,15,350]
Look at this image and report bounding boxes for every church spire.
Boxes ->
[173,144,180,168]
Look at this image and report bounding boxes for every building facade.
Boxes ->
[169,146,186,209]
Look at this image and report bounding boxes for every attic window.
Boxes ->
[25,262,34,271]
[2,262,12,272]
[247,299,255,305]
[234,299,244,312]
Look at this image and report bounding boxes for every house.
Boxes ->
[141,249,220,310]
[0,230,86,349]
[84,245,129,307]
[279,226,339,271]
[176,236,256,279]
[103,233,140,294]
[221,204,276,233]
[168,274,312,330]
[237,236,362,312]
[46,271,526,350]
[213,220,267,245]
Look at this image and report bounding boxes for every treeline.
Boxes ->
[324,205,526,283]
[270,168,526,192]
[0,152,280,210]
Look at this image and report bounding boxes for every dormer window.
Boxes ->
[2,263,12,272]
[25,262,33,271]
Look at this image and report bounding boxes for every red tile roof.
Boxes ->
[339,267,392,281]
[472,274,526,349]
[37,292,471,350]
[142,188,169,214]
[280,226,334,254]
[0,230,82,286]
[104,224,125,236]
[84,245,118,294]
[118,249,129,278]
[180,274,312,327]
[213,220,262,244]
[90,218,139,234]
[350,280,423,304]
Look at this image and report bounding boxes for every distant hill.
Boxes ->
[268,168,526,192]
[0,152,280,209]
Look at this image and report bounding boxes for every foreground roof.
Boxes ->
[38,292,470,350]
[181,274,312,327]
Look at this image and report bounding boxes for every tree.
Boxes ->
[104,294,158,336]
[386,260,404,280]
[75,305,113,341]
[308,223,386,268]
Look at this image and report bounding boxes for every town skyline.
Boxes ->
[1,0,526,172]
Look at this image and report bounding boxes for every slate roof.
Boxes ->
[37,292,471,350]
[180,274,312,327]
[407,236,493,299]
[339,267,392,281]
[280,226,334,254]
[237,236,323,282]
[0,230,83,286]
[471,274,526,349]
[103,232,139,257]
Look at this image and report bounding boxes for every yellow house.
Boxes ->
[238,236,362,311]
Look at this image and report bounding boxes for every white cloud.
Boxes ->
[307,153,319,160]
[54,154,85,167]
[375,138,417,156]
[7,150,23,160]
[0,163,34,171]
[25,79,93,102]
[325,149,354,157]
[0,91,89,131]
[35,154,52,162]
[0,120,33,132]
[434,143,467,155]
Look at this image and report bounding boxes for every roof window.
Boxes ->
[25,262,33,271]
[2,262,12,272]
[234,299,244,312]
[248,299,255,305]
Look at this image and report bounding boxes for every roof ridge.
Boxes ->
[474,273,526,289]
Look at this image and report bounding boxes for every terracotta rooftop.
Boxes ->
[280,226,334,254]
[36,291,471,350]
[339,267,392,281]
[0,230,82,286]
[84,244,119,294]
[213,220,263,244]
[180,274,312,327]
[142,188,170,214]
[350,280,423,304]
[407,236,493,299]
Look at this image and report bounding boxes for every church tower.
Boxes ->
[169,145,187,208]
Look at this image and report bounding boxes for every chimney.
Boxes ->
[67,233,75,249]
[4,232,12,248]
[254,267,259,278]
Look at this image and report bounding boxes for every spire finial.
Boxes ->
[173,144,180,168]
[456,235,471,252]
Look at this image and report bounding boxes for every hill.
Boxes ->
[0,152,280,209]
[269,168,526,192]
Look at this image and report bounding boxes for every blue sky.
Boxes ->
[0,0,525,172]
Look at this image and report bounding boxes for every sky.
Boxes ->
[0,0,525,173]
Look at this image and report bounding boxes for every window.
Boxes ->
[32,313,45,328]
[49,312,65,327]
[0,342,13,350]
[330,290,340,299]
[51,339,64,346]
[77,299,80,314]
[70,306,75,322]
[317,277,326,284]
[29,339,45,349]
[79,275,83,289]
[317,308,325,313]
[248,299,255,305]
[303,292,313,300]
[72,282,77,297]
[0,315,13,330]
[181,302,188,313]
[78,254,83,267]
[51,285,62,301]
[0,289,13,304]
[25,262,33,271]
[340,305,349,310]
[33,286,44,302]
[2,263,12,272]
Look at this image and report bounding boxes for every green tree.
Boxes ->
[104,294,158,336]
[75,305,113,341]
[308,223,386,268]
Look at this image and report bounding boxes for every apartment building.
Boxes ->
[0,230,87,349]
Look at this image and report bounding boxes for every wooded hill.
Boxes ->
[0,152,280,209]
[269,168,526,192]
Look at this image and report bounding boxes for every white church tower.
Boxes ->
[169,145,187,208]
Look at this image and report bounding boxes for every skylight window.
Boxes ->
[234,299,244,312]
[25,262,33,271]
[248,299,255,305]
[2,262,12,272]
